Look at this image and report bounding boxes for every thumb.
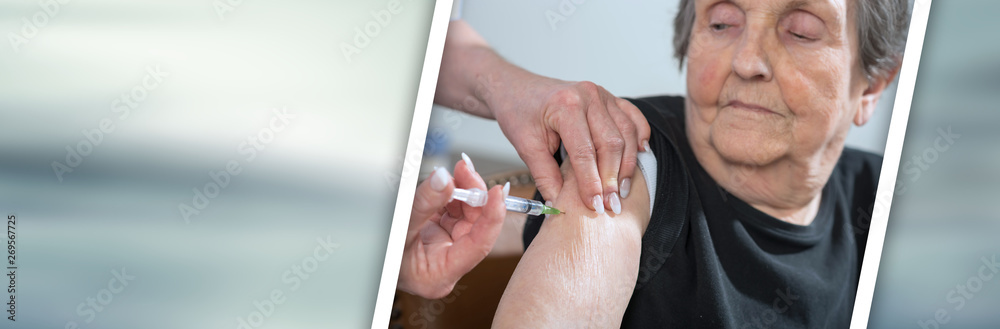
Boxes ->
[410,167,455,228]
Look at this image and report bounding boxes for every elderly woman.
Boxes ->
[401,0,910,327]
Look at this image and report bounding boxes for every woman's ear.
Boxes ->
[856,64,901,126]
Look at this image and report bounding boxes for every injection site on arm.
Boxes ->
[492,161,651,328]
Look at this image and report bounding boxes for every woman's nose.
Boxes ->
[731,29,773,82]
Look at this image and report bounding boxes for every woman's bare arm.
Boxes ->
[493,161,651,328]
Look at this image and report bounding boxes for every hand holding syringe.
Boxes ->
[399,153,510,299]
[452,187,562,216]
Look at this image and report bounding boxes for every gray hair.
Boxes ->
[672,0,911,80]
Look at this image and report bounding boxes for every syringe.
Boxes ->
[451,188,563,216]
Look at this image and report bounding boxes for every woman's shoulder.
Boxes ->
[624,95,688,142]
[832,147,883,204]
[836,148,883,180]
[625,95,685,120]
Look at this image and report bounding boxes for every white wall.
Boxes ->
[431,0,897,172]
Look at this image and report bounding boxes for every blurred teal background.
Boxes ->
[3,0,1000,328]
[0,0,434,328]
[869,0,1000,328]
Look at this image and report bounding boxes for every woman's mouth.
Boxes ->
[725,100,781,116]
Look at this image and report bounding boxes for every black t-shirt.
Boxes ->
[522,95,880,328]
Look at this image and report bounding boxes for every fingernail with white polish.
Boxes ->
[609,192,621,215]
[620,178,631,199]
[592,195,605,214]
[503,182,510,198]
[642,140,651,152]
[431,167,450,191]
[461,152,475,172]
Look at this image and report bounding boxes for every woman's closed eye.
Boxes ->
[782,10,825,42]
[789,31,813,41]
[706,2,743,35]
[710,23,730,31]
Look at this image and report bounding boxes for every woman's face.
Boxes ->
[685,0,870,166]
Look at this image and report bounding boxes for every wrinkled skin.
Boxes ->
[684,0,898,224]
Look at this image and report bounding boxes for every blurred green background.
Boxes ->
[869,0,1000,327]
[0,0,434,328]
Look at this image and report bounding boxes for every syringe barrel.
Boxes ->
[452,188,545,216]
[504,196,544,216]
